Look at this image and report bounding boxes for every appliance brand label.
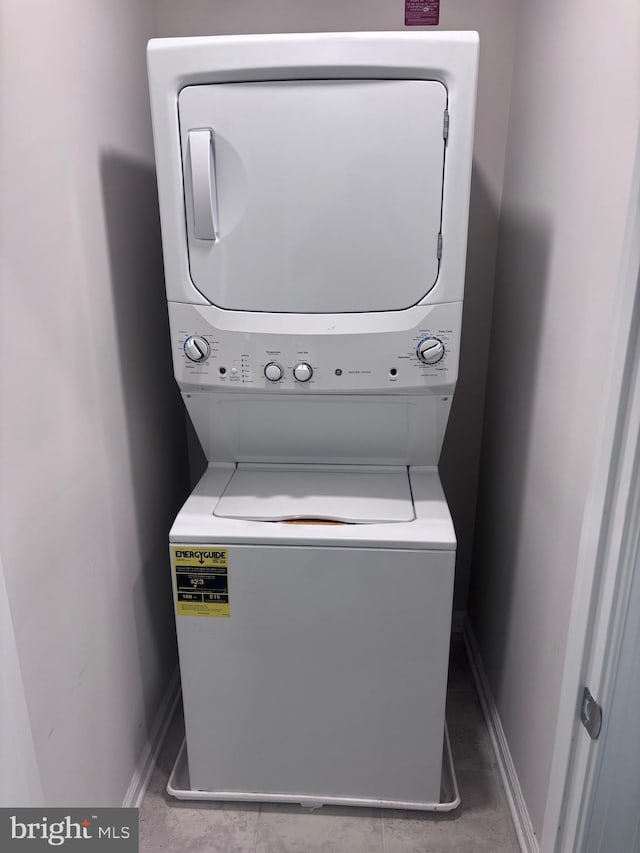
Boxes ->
[404,0,440,26]
[172,546,229,617]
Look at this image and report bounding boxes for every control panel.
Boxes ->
[169,302,462,394]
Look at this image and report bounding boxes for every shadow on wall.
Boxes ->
[440,161,502,610]
[99,152,192,734]
[469,204,553,682]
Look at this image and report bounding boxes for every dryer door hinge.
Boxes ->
[437,232,443,260]
[580,687,603,740]
[443,110,450,142]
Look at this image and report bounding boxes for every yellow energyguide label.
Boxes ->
[172,546,229,617]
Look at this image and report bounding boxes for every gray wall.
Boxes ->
[470,0,640,837]
[153,0,519,610]
[0,0,190,805]
[0,553,43,805]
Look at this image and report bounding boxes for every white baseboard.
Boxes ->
[122,667,181,808]
[464,624,539,853]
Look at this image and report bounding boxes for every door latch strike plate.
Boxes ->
[580,687,602,740]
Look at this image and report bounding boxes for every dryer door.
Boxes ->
[178,79,447,313]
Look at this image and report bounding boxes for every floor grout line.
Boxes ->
[250,802,262,853]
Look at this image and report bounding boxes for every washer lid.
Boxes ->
[178,79,447,313]
[213,464,415,523]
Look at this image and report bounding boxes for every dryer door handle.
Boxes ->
[188,129,219,241]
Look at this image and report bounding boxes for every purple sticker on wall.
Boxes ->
[405,0,440,26]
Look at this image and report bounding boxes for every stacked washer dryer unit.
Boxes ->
[148,33,478,810]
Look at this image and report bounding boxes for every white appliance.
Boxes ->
[147,32,478,810]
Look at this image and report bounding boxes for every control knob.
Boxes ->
[416,337,445,365]
[264,362,283,382]
[293,362,313,382]
[184,336,210,362]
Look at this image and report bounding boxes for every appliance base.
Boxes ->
[167,723,461,812]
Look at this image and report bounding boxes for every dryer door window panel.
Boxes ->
[178,80,447,314]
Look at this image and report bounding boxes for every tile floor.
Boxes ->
[139,636,521,852]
